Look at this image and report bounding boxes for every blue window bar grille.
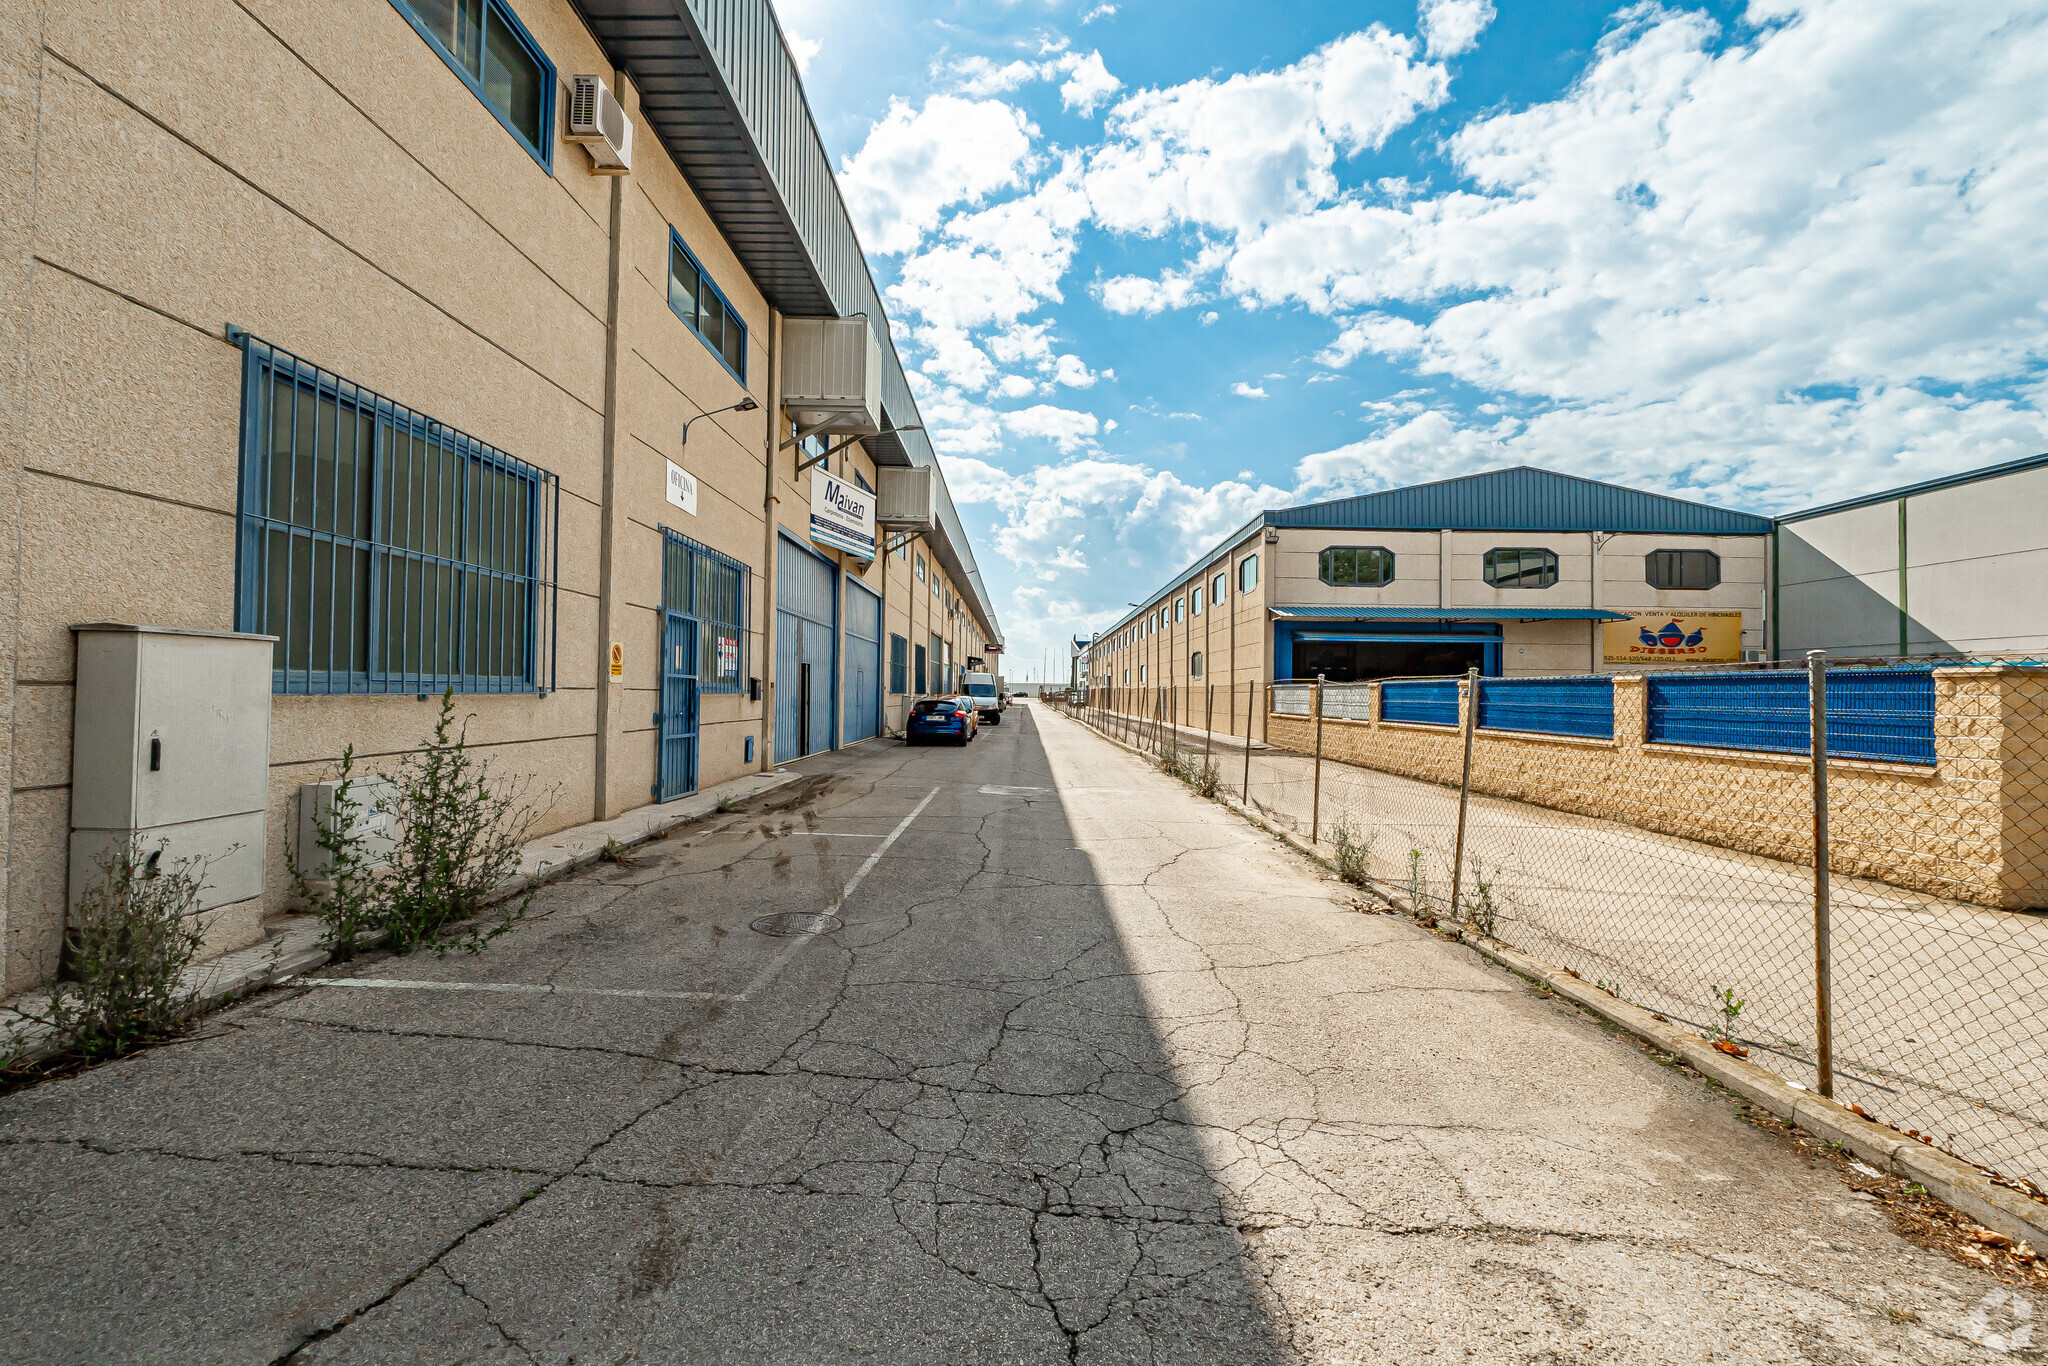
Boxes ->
[1477,676,1615,740]
[1381,677,1461,727]
[232,331,559,696]
[661,528,748,693]
[1645,667,1936,765]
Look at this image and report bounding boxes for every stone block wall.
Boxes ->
[1264,667,2048,910]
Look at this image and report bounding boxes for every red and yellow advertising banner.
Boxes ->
[1602,610,1744,666]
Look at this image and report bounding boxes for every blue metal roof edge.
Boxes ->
[1775,451,2048,524]
[1264,465,1774,534]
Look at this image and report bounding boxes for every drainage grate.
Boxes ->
[749,912,843,938]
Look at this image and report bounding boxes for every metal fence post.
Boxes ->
[1204,683,1214,767]
[1449,666,1480,919]
[1809,648,1834,1098]
[1242,680,1254,802]
[1311,675,1326,843]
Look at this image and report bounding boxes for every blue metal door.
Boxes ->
[843,580,881,743]
[657,610,699,800]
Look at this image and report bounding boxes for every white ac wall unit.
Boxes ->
[783,317,882,438]
[567,74,632,174]
[876,466,936,531]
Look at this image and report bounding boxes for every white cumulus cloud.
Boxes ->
[1231,382,1268,398]
[1417,0,1496,59]
[837,95,1038,255]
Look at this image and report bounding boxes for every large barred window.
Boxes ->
[234,333,558,695]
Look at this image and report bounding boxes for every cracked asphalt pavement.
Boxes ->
[1,702,2035,1363]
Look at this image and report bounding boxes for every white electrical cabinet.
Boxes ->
[69,624,273,915]
[783,316,882,438]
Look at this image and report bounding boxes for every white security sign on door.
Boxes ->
[809,470,875,560]
[665,460,698,515]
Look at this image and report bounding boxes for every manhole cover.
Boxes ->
[750,912,843,938]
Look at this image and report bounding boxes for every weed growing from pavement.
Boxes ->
[3,840,215,1073]
[286,746,383,957]
[1710,984,1747,1041]
[716,795,744,813]
[598,837,632,863]
[293,690,553,959]
[1330,820,1374,887]
[1466,861,1504,937]
[1405,848,1428,913]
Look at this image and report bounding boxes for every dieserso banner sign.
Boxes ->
[809,471,875,560]
[1602,610,1744,665]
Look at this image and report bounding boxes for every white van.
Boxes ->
[962,671,1003,724]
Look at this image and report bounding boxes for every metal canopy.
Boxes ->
[569,0,1001,646]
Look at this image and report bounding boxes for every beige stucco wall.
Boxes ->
[0,0,1004,993]
[1260,667,2048,910]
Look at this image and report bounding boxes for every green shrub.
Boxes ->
[5,840,212,1067]
[1331,820,1374,887]
[286,746,384,958]
[292,691,551,958]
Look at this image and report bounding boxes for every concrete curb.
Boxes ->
[3,769,804,1072]
[1250,827,2048,1249]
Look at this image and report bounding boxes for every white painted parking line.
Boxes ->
[281,787,941,1012]
[285,977,741,1002]
[737,785,941,1002]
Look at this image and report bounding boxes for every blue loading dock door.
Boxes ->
[776,536,836,759]
[843,580,881,744]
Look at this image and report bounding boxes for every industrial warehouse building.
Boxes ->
[1086,467,1775,710]
[1773,453,2048,659]
[0,0,1000,992]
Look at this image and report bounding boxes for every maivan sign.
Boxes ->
[809,471,876,560]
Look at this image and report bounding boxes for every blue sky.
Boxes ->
[777,0,2048,681]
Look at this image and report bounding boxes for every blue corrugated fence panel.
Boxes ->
[1478,677,1614,739]
[1382,678,1460,727]
[1646,668,1935,765]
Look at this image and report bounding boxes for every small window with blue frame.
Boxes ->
[389,0,554,169]
[669,232,748,381]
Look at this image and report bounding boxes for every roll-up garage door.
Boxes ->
[843,579,881,744]
[776,535,836,759]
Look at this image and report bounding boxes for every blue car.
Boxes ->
[906,696,977,746]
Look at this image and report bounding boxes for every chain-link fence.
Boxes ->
[1059,661,2048,1202]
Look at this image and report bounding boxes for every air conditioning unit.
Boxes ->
[877,466,936,531]
[784,317,882,438]
[567,74,631,174]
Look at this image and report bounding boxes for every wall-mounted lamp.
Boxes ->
[680,395,760,449]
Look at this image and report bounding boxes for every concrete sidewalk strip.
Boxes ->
[1,768,802,1064]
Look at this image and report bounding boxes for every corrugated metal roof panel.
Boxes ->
[569,0,1001,645]
[1267,466,1773,534]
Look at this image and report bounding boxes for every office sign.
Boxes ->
[809,470,875,560]
[1603,611,1743,665]
[665,460,698,515]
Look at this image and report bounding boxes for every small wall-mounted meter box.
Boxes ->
[69,624,275,915]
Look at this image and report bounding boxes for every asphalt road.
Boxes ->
[0,703,2033,1363]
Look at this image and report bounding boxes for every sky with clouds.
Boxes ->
[774,0,2048,681]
